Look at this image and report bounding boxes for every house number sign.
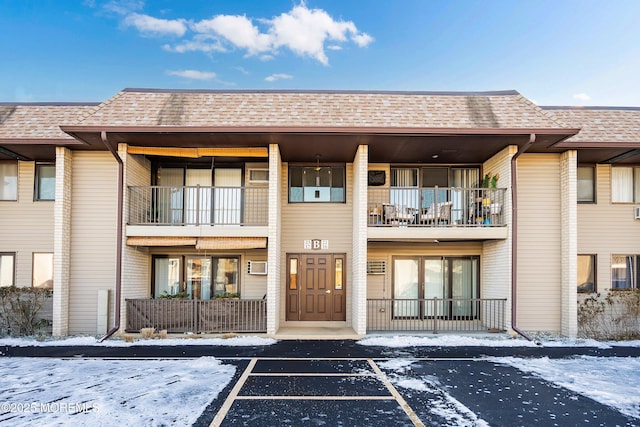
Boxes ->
[304,239,329,250]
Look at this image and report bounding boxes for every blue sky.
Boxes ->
[1,0,640,106]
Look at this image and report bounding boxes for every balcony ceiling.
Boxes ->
[4,127,638,164]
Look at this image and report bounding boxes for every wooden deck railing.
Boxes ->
[125,298,267,333]
[367,298,507,333]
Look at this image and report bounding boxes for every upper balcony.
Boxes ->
[367,187,508,241]
[127,186,268,238]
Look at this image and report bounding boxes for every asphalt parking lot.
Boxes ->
[2,341,640,426]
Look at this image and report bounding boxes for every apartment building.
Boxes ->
[1,89,638,338]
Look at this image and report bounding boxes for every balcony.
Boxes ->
[367,187,508,241]
[125,298,267,333]
[367,298,506,333]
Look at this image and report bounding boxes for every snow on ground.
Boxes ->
[492,356,640,420]
[377,359,490,427]
[0,357,235,426]
[358,334,640,348]
[0,335,276,347]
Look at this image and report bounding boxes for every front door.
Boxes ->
[286,253,346,321]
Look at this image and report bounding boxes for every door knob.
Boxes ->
[325,289,331,294]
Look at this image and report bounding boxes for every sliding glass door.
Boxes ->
[393,256,479,319]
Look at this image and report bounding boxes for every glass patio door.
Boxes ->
[186,256,212,300]
[153,257,182,297]
[214,169,242,225]
[185,169,212,225]
[451,258,479,317]
[393,259,419,317]
[424,258,447,317]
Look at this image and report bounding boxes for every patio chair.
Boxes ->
[420,201,452,224]
[383,203,416,225]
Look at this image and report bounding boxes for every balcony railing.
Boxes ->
[367,298,507,333]
[128,186,268,226]
[125,298,267,333]
[368,187,506,227]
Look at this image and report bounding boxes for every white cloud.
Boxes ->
[235,66,250,75]
[103,0,144,15]
[268,4,371,65]
[163,34,226,53]
[191,15,272,55]
[118,3,373,65]
[167,69,217,80]
[265,73,293,82]
[124,13,187,37]
[573,93,591,101]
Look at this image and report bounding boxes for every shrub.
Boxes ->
[578,289,640,340]
[0,287,53,337]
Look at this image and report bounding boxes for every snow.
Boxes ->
[377,359,490,426]
[0,357,235,426]
[492,356,640,419]
[0,335,277,347]
[358,334,640,348]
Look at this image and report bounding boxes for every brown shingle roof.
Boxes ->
[76,88,567,130]
[543,107,640,143]
[0,103,99,141]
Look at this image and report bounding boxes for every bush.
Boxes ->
[0,287,52,337]
[578,289,640,340]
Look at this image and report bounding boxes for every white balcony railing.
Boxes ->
[128,186,268,226]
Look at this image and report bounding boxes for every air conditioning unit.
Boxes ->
[635,207,640,220]
[247,260,268,275]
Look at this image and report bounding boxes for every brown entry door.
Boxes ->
[286,253,346,321]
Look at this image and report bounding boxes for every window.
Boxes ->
[611,166,640,203]
[577,166,595,203]
[0,161,18,200]
[35,164,55,201]
[577,255,596,293]
[152,255,240,299]
[611,255,640,289]
[33,253,53,288]
[0,253,15,287]
[289,165,345,203]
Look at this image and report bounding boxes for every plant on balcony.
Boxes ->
[212,292,240,299]
[482,172,500,189]
[159,291,189,299]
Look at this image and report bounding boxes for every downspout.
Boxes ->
[510,133,539,343]
[98,131,124,342]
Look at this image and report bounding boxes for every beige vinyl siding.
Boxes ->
[69,152,118,335]
[121,150,152,329]
[516,153,562,332]
[367,242,483,299]
[0,161,54,287]
[481,146,515,326]
[578,164,640,294]
[279,163,354,323]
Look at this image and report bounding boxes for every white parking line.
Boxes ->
[368,359,425,427]
[210,358,257,427]
[210,357,425,426]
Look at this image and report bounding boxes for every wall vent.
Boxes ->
[367,260,387,275]
[635,207,640,220]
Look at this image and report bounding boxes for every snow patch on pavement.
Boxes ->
[492,356,640,420]
[0,335,276,347]
[0,357,235,426]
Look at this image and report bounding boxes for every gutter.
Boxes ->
[98,131,124,342]
[510,133,540,344]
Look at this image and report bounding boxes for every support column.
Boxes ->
[351,145,368,335]
[52,147,72,336]
[266,144,282,335]
[561,150,578,337]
